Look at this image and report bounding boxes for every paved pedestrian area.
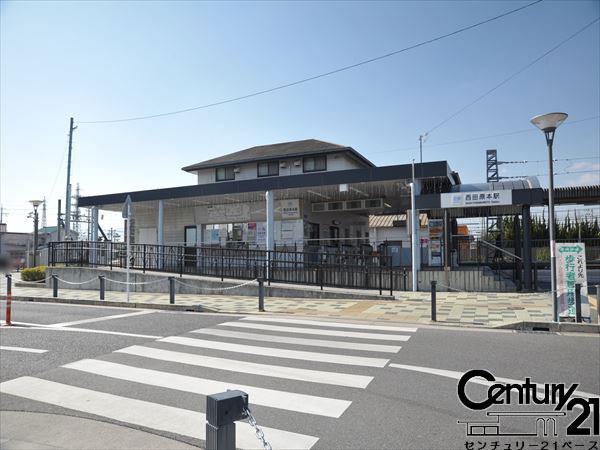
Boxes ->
[0,281,572,328]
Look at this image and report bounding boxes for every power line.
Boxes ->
[501,169,600,179]
[48,139,70,199]
[79,0,543,124]
[499,156,599,165]
[372,115,599,154]
[425,16,600,135]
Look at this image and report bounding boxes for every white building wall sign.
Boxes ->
[278,199,301,219]
[556,243,589,319]
[440,190,512,208]
[206,203,251,222]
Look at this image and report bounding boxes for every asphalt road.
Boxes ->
[1,300,599,449]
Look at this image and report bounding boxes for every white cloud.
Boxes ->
[561,162,600,187]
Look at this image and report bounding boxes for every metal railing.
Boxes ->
[48,241,406,293]
[48,241,524,292]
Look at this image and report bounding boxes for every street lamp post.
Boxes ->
[530,112,568,323]
[29,199,43,267]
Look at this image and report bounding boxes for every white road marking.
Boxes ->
[388,363,600,400]
[192,328,402,353]
[65,359,351,418]
[117,345,372,388]
[241,317,418,333]
[0,377,319,449]
[219,321,411,341]
[0,346,47,354]
[160,336,389,367]
[9,322,161,339]
[48,310,156,327]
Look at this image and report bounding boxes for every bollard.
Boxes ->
[258,278,265,312]
[403,268,407,291]
[389,268,393,296]
[52,275,58,298]
[99,276,105,300]
[430,280,437,322]
[169,277,175,305]
[379,266,382,296]
[319,264,323,291]
[5,274,12,326]
[206,390,248,450]
[575,283,582,323]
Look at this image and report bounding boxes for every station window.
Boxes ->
[257,161,279,177]
[303,155,327,173]
[216,166,235,181]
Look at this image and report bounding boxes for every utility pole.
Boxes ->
[419,134,428,163]
[74,183,81,239]
[57,199,62,242]
[65,117,76,235]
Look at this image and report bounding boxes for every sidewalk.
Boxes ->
[1,281,569,328]
[0,411,195,449]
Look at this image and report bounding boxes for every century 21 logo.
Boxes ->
[457,370,599,436]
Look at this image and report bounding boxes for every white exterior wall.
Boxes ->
[133,196,371,250]
[195,153,364,185]
[133,200,304,247]
[301,199,369,246]
[368,225,430,245]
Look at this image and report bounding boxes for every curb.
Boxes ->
[495,320,600,334]
[0,295,217,313]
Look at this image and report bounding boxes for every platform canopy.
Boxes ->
[78,161,459,213]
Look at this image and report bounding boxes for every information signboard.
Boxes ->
[556,243,589,319]
[441,190,512,208]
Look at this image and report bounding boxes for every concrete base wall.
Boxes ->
[45,267,395,300]
[416,268,515,292]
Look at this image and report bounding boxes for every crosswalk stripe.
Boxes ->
[192,328,402,353]
[241,317,418,333]
[0,377,319,449]
[0,346,48,354]
[160,336,389,368]
[116,345,373,388]
[219,321,412,341]
[49,310,156,327]
[64,359,351,418]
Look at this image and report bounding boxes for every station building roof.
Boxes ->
[79,160,457,211]
[182,139,375,172]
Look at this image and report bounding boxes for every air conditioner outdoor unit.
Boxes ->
[293,160,302,167]
[280,162,288,168]
[233,167,240,173]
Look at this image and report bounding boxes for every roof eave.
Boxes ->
[181,147,375,173]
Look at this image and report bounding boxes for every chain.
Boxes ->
[174,278,257,291]
[243,406,272,450]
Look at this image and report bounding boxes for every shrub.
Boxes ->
[21,266,47,282]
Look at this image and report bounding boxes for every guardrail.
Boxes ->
[48,241,522,292]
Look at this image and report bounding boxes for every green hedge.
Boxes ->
[21,266,47,282]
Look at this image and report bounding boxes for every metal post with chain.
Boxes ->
[205,390,272,450]
[244,406,272,450]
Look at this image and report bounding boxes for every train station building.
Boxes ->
[76,138,598,294]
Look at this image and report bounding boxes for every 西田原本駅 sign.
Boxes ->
[556,242,589,319]
[440,190,512,208]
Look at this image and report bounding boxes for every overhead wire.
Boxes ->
[78,0,544,124]
[499,156,600,165]
[372,115,599,154]
[501,169,600,179]
[425,16,600,135]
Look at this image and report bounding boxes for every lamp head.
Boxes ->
[530,112,568,132]
[29,199,43,210]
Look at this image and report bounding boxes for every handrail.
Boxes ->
[477,239,522,261]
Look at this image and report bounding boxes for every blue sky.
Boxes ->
[1,0,599,233]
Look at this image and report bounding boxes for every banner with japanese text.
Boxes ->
[556,243,589,319]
